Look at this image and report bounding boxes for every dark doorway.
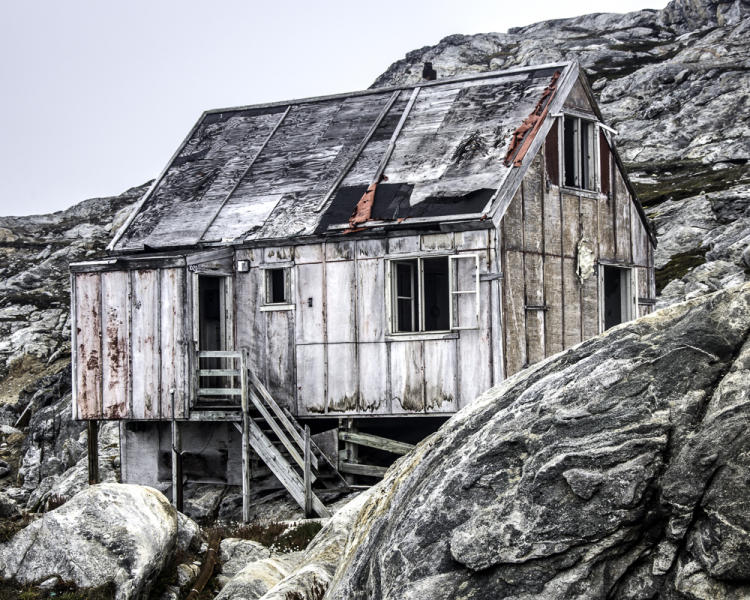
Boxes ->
[199,276,224,352]
[603,266,630,330]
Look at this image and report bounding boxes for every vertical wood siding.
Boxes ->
[73,266,188,420]
[499,129,654,380]
[234,228,497,417]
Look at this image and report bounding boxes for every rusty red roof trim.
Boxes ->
[503,70,561,168]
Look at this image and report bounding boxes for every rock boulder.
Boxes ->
[327,284,750,599]
[0,483,192,599]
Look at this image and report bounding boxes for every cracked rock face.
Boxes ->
[327,283,750,600]
[0,483,190,600]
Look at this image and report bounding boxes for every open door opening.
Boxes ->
[197,275,234,404]
[602,266,633,331]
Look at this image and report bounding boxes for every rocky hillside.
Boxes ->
[374,0,750,307]
[0,187,144,505]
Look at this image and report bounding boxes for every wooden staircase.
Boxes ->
[197,350,348,520]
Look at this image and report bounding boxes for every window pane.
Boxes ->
[396,299,414,332]
[580,120,590,190]
[564,117,576,187]
[267,269,286,303]
[450,256,479,330]
[393,260,418,332]
[423,257,449,331]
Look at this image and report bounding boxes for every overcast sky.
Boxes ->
[0,0,667,217]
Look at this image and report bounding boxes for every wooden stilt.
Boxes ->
[171,389,183,512]
[303,425,312,518]
[87,420,99,485]
[241,351,251,523]
[342,418,358,485]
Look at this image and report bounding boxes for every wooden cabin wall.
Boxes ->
[235,229,500,417]
[72,267,190,420]
[500,150,654,378]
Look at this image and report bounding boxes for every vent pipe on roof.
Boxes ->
[422,62,437,81]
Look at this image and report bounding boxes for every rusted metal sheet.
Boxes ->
[131,269,160,419]
[75,273,103,419]
[100,271,129,419]
[504,70,561,167]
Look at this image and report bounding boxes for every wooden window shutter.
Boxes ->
[545,123,559,185]
[599,129,611,195]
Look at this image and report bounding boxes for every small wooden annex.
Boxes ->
[71,61,656,517]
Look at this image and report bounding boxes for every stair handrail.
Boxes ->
[246,368,319,471]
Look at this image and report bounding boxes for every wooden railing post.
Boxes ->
[304,425,312,518]
[241,350,251,523]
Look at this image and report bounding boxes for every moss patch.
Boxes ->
[205,520,323,554]
[631,160,749,208]
[655,249,708,293]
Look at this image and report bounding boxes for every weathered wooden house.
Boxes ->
[71,61,656,518]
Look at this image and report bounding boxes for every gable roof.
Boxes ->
[109,61,653,253]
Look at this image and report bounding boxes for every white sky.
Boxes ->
[0,0,666,217]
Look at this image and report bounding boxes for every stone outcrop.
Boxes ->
[0,483,198,599]
[327,283,750,599]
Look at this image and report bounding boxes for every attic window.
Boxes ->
[563,116,597,191]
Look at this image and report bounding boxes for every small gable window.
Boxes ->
[563,116,597,191]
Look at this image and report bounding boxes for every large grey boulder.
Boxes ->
[0,483,192,599]
[327,284,750,599]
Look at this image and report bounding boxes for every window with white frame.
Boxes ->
[563,115,597,191]
[264,268,290,305]
[388,254,479,334]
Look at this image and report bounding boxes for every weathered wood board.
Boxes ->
[390,341,424,413]
[424,339,457,413]
[131,269,160,419]
[100,271,129,419]
[503,250,526,375]
[524,253,545,364]
[75,273,103,419]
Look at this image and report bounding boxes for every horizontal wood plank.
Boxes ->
[338,431,415,455]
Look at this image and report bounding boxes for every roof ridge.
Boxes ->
[202,61,573,117]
